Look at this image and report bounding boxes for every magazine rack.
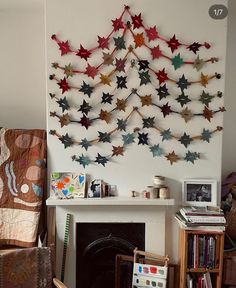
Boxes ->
[132,248,169,288]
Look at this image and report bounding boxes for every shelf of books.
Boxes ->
[176,206,225,288]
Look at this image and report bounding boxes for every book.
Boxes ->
[184,215,226,224]
[204,271,213,288]
[180,206,224,217]
[175,212,226,230]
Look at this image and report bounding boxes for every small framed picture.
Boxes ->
[87,179,102,198]
[182,179,217,207]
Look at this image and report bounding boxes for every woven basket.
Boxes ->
[226,199,236,240]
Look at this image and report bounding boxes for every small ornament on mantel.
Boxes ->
[153,175,166,187]
[153,175,170,199]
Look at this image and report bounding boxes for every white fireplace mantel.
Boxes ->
[46,196,175,206]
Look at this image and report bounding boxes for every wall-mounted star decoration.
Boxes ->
[57,97,70,112]
[95,153,109,166]
[150,144,163,157]
[156,84,169,100]
[79,81,94,97]
[50,5,224,167]
[138,132,149,145]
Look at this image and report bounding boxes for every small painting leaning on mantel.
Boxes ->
[50,172,86,199]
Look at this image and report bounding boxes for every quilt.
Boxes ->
[0,128,46,247]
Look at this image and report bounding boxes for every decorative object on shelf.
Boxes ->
[182,178,217,207]
[50,172,86,199]
[49,5,224,167]
[153,175,166,187]
[146,185,156,199]
[87,179,102,198]
[159,186,170,199]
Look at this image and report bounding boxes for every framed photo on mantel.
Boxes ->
[182,179,217,207]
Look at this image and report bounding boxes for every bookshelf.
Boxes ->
[179,228,225,288]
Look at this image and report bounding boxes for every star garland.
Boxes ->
[50,89,225,126]
[49,4,224,166]
[51,5,211,58]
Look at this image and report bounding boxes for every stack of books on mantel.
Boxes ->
[175,206,226,232]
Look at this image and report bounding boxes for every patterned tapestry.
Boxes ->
[0,128,46,247]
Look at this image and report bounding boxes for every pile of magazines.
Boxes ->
[175,206,226,232]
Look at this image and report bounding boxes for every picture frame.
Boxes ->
[182,179,217,207]
[87,179,102,198]
[50,172,86,199]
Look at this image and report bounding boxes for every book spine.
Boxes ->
[186,216,226,223]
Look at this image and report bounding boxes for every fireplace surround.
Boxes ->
[46,197,175,288]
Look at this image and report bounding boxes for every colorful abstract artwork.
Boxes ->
[51,172,86,198]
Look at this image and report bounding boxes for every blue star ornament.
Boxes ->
[177,74,191,91]
[117,118,127,131]
[78,154,91,168]
[160,129,172,141]
[150,144,163,157]
[95,153,109,167]
[184,151,200,164]
[122,133,135,145]
[80,138,91,150]
[98,131,111,143]
[201,129,212,142]
[179,132,193,148]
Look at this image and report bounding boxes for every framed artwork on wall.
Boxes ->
[182,179,217,207]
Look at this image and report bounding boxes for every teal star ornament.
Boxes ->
[78,154,91,168]
[122,133,135,145]
[171,53,184,70]
[80,138,91,150]
[161,129,172,141]
[150,144,163,157]
[201,129,212,142]
[184,151,200,164]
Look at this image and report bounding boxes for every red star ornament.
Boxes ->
[85,64,98,79]
[112,18,124,31]
[57,77,70,94]
[150,45,162,59]
[156,68,168,84]
[145,26,158,42]
[51,35,71,56]
[131,13,143,29]
[167,35,180,53]
[97,36,109,50]
[161,103,172,117]
[76,45,91,60]
[79,115,92,130]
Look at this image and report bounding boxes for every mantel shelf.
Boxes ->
[46,196,175,206]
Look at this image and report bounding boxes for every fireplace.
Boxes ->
[46,198,175,288]
[76,223,145,288]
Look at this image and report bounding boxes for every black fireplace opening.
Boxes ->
[76,222,145,288]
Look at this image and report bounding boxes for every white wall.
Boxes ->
[0,1,46,129]
[46,0,227,203]
[222,0,236,179]
[0,0,236,273]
